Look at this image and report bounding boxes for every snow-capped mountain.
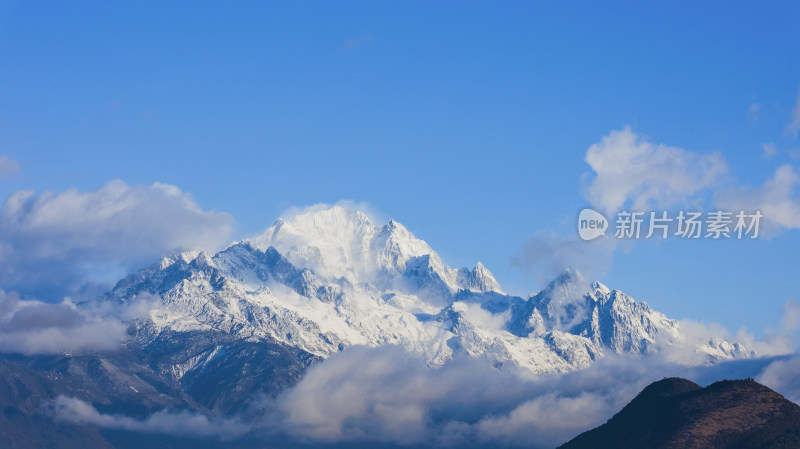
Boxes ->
[108,205,753,377]
[249,207,501,299]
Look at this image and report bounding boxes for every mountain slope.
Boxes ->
[559,377,800,449]
[0,357,117,449]
[0,330,317,448]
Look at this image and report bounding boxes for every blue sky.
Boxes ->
[1,1,799,335]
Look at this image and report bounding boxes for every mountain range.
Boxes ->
[0,205,762,447]
[109,205,752,375]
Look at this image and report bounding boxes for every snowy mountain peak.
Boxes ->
[373,217,436,274]
[533,268,589,305]
[250,205,378,281]
[590,280,611,297]
[158,249,202,269]
[457,262,503,293]
[551,267,585,286]
[194,251,215,269]
[244,205,501,296]
[383,219,403,231]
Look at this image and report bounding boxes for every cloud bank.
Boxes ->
[273,345,799,448]
[0,180,234,300]
[276,346,634,448]
[39,334,800,448]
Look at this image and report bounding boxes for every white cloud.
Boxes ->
[0,155,20,177]
[762,142,778,159]
[584,126,727,214]
[0,290,128,355]
[786,88,800,137]
[50,395,250,439]
[0,180,234,299]
[715,164,800,232]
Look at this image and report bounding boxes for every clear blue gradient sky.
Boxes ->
[1,1,799,335]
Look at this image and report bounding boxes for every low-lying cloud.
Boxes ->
[0,290,129,355]
[39,340,800,448]
[273,345,799,448]
[50,395,250,440]
[276,345,630,448]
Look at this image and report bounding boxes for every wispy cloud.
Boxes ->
[786,88,800,137]
[0,155,20,177]
[762,142,778,159]
[342,35,375,52]
[511,231,618,285]
[748,102,762,123]
[716,164,800,233]
[757,355,800,404]
[781,300,800,334]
